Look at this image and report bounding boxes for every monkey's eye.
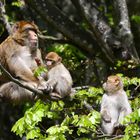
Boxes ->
[45,59,53,63]
[46,59,52,61]
[23,28,37,33]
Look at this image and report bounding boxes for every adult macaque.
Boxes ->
[100,75,132,135]
[0,21,46,104]
[44,52,73,100]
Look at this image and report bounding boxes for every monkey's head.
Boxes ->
[11,21,39,51]
[45,52,62,69]
[103,75,123,94]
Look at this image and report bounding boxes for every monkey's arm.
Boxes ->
[7,56,38,83]
[100,95,111,122]
[101,110,111,123]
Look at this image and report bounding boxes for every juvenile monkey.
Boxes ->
[100,75,132,135]
[0,21,46,104]
[43,52,73,100]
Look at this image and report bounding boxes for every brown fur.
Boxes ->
[0,21,46,104]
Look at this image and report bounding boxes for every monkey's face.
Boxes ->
[45,59,55,69]
[103,75,122,94]
[27,30,38,51]
[45,52,62,69]
[45,57,58,70]
[12,21,39,50]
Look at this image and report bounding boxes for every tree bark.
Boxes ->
[113,0,140,64]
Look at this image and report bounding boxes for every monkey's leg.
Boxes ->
[0,82,35,104]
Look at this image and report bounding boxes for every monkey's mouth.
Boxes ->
[46,61,52,66]
[30,39,38,48]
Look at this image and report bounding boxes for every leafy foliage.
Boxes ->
[122,109,140,140]
[1,0,140,139]
[131,15,140,24]
[34,66,47,77]
[11,87,101,139]
[11,74,140,139]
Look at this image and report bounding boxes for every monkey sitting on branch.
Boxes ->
[0,21,47,104]
[42,52,73,100]
[100,75,132,135]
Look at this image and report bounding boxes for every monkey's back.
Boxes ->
[48,63,73,97]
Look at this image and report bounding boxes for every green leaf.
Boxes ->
[61,116,70,126]
[45,135,58,140]
[89,111,100,125]
[34,66,47,77]
[77,127,89,136]
[131,15,140,24]
[25,112,33,125]
[12,1,24,7]
[11,118,25,137]
[46,125,69,135]
[26,128,40,140]
[32,109,44,122]
[71,115,79,125]
[77,116,92,128]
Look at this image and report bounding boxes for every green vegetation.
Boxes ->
[11,74,140,139]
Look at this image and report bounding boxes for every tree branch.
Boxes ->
[24,0,120,65]
[95,133,124,140]
[0,62,90,101]
[0,62,44,96]
[71,0,119,63]
[113,0,140,64]
[24,0,100,57]
[38,34,74,44]
[83,100,93,111]
[0,1,11,34]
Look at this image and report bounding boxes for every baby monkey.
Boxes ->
[100,75,132,135]
[43,52,73,100]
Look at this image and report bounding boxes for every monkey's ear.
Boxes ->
[11,22,19,34]
[58,56,62,62]
[114,79,120,86]
[31,21,40,34]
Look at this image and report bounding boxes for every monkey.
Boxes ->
[43,52,73,100]
[0,21,47,104]
[100,75,132,135]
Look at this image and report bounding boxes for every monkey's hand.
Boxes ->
[38,79,55,94]
[101,110,111,123]
[38,81,48,91]
[45,79,57,93]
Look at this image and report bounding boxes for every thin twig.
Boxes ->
[83,100,93,111]
[38,34,72,44]
[96,134,124,139]
[73,85,89,90]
